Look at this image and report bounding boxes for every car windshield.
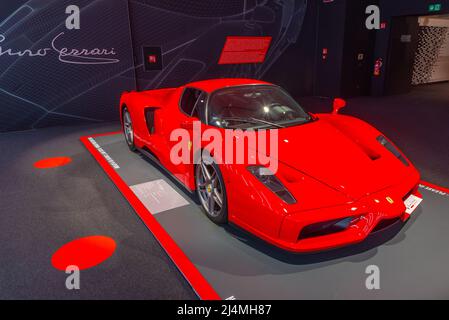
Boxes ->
[208,85,312,129]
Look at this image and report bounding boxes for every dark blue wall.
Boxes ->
[128,0,308,91]
[0,0,136,132]
[1,0,446,131]
[0,0,310,132]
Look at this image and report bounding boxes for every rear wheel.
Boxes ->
[195,157,228,224]
[122,107,136,152]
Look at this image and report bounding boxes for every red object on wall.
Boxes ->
[374,58,383,76]
[218,36,272,65]
[148,54,157,64]
[322,48,328,60]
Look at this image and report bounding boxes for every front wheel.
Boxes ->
[195,158,228,224]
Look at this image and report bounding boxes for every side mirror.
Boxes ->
[180,120,194,130]
[332,98,346,115]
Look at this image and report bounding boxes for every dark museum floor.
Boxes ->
[0,122,197,299]
[0,82,448,299]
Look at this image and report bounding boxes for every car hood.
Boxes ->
[269,120,408,200]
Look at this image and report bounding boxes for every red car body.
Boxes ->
[120,78,421,253]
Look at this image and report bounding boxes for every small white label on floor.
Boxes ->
[404,194,423,215]
[130,179,189,214]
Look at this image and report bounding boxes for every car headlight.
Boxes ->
[247,166,296,204]
[377,135,409,166]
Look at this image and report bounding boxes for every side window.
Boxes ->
[191,91,207,119]
[180,87,203,117]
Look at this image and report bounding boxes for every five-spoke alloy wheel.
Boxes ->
[195,157,228,224]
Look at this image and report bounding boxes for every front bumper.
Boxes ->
[273,181,421,253]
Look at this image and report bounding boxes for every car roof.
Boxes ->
[185,78,272,93]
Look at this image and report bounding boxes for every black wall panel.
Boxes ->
[372,0,449,95]
[128,0,308,91]
[263,0,319,98]
[341,0,378,97]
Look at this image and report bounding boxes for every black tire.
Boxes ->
[122,107,137,152]
[195,157,228,224]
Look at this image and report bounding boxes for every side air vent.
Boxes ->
[144,108,156,134]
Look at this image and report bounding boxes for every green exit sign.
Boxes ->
[429,3,442,12]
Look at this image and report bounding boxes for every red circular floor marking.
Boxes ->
[51,236,116,271]
[34,157,72,169]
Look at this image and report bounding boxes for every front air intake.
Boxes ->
[298,217,354,240]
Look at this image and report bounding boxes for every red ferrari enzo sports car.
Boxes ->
[120,78,422,253]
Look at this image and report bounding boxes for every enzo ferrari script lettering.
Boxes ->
[0,32,119,65]
[0,35,51,57]
[51,32,118,64]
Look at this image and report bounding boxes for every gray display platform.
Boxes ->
[87,133,449,299]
